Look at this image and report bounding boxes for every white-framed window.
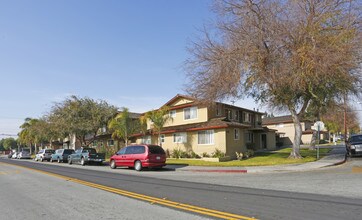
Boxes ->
[184,107,197,120]
[234,129,239,140]
[169,110,176,118]
[173,132,187,143]
[246,132,254,143]
[226,109,232,120]
[244,112,251,122]
[107,139,114,146]
[235,111,239,121]
[142,136,151,144]
[198,130,214,145]
[160,134,165,143]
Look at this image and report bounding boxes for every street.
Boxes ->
[1,157,361,220]
[0,161,208,220]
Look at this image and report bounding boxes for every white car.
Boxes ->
[35,149,55,162]
[11,152,19,159]
[17,150,31,159]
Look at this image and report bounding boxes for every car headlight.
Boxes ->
[351,145,357,149]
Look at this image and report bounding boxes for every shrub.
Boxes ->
[171,148,182,159]
[180,150,190,158]
[212,148,225,158]
[189,151,201,159]
[202,152,210,158]
[244,150,254,159]
[235,152,243,160]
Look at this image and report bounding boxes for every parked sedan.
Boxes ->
[347,134,362,157]
[35,149,55,162]
[17,149,31,159]
[109,144,166,171]
[50,149,75,163]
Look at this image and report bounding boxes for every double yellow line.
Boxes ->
[0,162,256,220]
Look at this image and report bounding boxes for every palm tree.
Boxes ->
[18,118,38,154]
[108,108,140,148]
[145,107,171,146]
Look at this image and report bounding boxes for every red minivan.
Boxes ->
[109,144,166,171]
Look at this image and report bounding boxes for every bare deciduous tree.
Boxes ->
[185,0,362,158]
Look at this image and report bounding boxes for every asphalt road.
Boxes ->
[1,157,361,220]
[0,162,207,220]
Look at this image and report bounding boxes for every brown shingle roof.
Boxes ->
[262,115,311,125]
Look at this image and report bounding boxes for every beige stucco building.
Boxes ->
[262,115,329,146]
[134,94,276,158]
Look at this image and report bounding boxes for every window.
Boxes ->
[244,112,250,122]
[169,110,176,118]
[226,109,232,120]
[117,147,126,155]
[246,132,254,143]
[198,130,214,145]
[235,111,239,121]
[148,145,166,154]
[141,136,151,144]
[160,134,165,143]
[107,139,114,146]
[125,146,145,154]
[184,107,197,120]
[173,132,187,143]
[234,129,239,140]
[244,112,252,122]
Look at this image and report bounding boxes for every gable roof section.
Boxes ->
[162,94,197,107]
[262,115,311,125]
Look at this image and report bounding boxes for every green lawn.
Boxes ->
[166,148,332,167]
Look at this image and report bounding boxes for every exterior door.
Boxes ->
[115,147,126,166]
[261,134,267,149]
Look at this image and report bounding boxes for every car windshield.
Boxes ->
[83,148,96,154]
[350,135,362,143]
[64,149,74,154]
[148,145,165,154]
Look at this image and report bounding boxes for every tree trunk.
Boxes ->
[289,110,303,159]
[158,133,162,147]
[309,131,317,150]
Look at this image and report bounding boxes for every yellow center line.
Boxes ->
[0,162,257,220]
[352,166,362,173]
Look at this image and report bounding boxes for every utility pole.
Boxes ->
[344,94,347,141]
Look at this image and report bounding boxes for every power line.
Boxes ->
[0,133,18,137]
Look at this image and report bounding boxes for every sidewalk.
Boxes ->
[167,145,347,174]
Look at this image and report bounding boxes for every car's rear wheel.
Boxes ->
[134,160,142,171]
[110,160,116,169]
[80,157,85,166]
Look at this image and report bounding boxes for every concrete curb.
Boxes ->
[325,153,347,167]
[179,169,248,173]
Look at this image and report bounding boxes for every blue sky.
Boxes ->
[0,0,267,138]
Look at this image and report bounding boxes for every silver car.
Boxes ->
[17,149,31,159]
[35,149,55,162]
